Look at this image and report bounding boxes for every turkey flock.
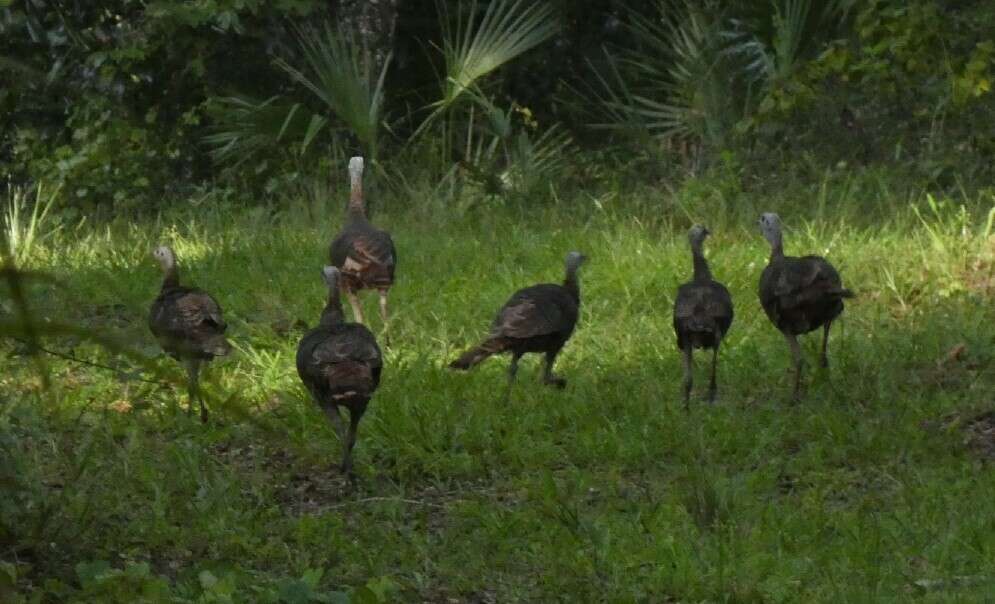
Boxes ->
[149,156,852,480]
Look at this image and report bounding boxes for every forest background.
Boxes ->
[2,1,995,601]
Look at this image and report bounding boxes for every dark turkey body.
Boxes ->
[673,281,733,351]
[149,286,230,360]
[492,283,578,347]
[491,332,570,357]
[759,255,846,335]
[329,219,396,291]
[296,322,382,412]
[448,282,580,374]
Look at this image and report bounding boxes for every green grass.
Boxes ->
[3,180,995,602]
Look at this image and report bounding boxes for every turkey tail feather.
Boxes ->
[204,334,232,357]
[449,338,507,370]
[324,362,375,398]
[684,316,717,335]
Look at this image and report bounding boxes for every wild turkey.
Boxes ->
[673,225,734,408]
[149,245,231,422]
[329,157,396,341]
[297,266,383,480]
[758,213,853,399]
[449,251,587,389]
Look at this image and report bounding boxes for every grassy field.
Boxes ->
[3,180,995,602]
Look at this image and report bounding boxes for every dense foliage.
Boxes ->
[2,0,993,210]
[3,1,995,601]
[3,181,995,601]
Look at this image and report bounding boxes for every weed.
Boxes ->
[2,182,995,600]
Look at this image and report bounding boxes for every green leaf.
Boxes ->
[327,592,351,604]
[438,0,558,108]
[0,562,16,597]
[278,578,312,604]
[76,560,111,587]
[413,0,558,140]
[277,104,303,141]
[198,570,218,590]
[301,115,329,156]
[351,586,381,604]
[301,568,324,589]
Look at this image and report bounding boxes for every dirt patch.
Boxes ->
[205,441,351,512]
[923,408,995,461]
[206,440,489,517]
[273,475,482,520]
[962,248,995,295]
[911,342,985,390]
[963,410,995,461]
[84,302,138,328]
[276,467,354,514]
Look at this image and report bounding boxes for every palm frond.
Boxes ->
[274,23,391,160]
[771,0,811,80]
[413,0,558,141]
[582,1,735,147]
[0,56,46,79]
[576,51,647,134]
[203,96,326,168]
[439,0,558,109]
[505,122,574,191]
[722,0,848,85]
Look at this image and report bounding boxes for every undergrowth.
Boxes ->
[2,176,995,602]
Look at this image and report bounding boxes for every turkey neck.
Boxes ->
[767,231,784,260]
[562,269,581,301]
[691,244,713,281]
[319,292,346,327]
[160,263,180,290]
[347,174,366,220]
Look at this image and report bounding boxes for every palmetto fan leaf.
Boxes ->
[438,0,558,109]
[628,95,701,139]
[274,23,390,160]
[504,122,574,192]
[203,95,327,168]
[585,1,734,146]
[722,0,850,84]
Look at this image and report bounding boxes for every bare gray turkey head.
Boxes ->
[759,212,782,248]
[153,245,176,270]
[688,224,710,247]
[565,251,587,273]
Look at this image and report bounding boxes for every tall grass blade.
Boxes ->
[203,96,321,167]
[2,183,61,268]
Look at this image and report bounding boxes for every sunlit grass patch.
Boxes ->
[3,187,995,601]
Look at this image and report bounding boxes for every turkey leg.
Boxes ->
[341,407,364,483]
[681,347,693,410]
[708,345,719,404]
[184,359,208,423]
[820,321,832,369]
[542,350,566,388]
[322,404,346,441]
[784,333,804,400]
[344,286,364,324]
